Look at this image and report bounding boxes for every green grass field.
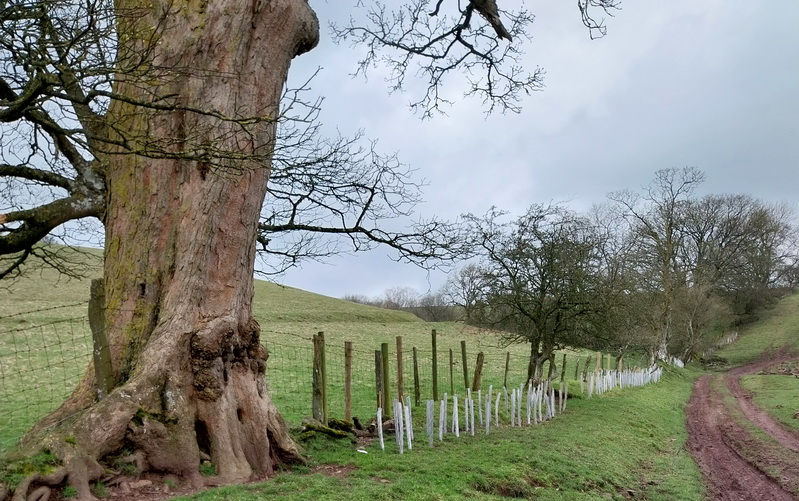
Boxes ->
[740,375,799,433]
[0,248,596,451]
[4,247,799,499]
[177,366,704,501]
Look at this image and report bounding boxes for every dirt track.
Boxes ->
[686,352,799,501]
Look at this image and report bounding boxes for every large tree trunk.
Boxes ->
[13,1,318,499]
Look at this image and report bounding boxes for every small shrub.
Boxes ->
[0,451,60,490]
[111,458,138,476]
[199,461,216,477]
[91,481,109,498]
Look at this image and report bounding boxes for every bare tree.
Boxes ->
[331,0,619,117]
[413,290,458,321]
[670,284,732,362]
[381,286,420,309]
[443,262,489,323]
[581,203,658,361]
[465,204,602,382]
[608,172,798,360]
[608,167,705,360]
[678,194,798,317]
[341,293,373,305]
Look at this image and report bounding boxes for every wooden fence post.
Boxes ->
[431,329,439,402]
[606,353,612,372]
[461,340,469,390]
[595,352,602,372]
[375,350,383,410]
[561,353,567,382]
[471,352,485,391]
[319,332,328,424]
[503,351,510,388]
[88,279,113,400]
[449,348,455,395]
[396,336,405,402]
[312,334,324,422]
[345,341,353,421]
[413,347,421,407]
[574,358,581,380]
[381,342,391,418]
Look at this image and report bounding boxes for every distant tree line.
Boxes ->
[342,286,460,322]
[348,168,798,377]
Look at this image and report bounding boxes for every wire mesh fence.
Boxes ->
[0,315,93,451]
[0,305,632,452]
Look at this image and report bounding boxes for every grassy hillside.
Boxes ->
[0,248,538,451]
[1,246,102,325]
[713,292,799,366]
[1,246,708,500]
[1,245,420,326]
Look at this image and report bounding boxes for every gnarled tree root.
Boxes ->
[6,318,303,501]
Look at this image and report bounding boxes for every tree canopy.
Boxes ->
[448,168,798,364]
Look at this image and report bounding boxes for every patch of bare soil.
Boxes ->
[43,473,208,501]
[310,464,357,479]
[757,361,799,377]
[686,349,799,501]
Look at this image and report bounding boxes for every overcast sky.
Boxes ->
[270,0,799,300]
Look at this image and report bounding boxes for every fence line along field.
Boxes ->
[0,310,600,451]
[1,247,650,453]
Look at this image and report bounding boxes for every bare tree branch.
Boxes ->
[577,0,621,40]
[0,192,104,254]
[0,163,73,189]
[331,0,542,117]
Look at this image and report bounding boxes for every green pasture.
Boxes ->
[178,366,704,501]
[712,374,799,496]
[5,246,799,499]
[711,291,799,440]
[1,248,599,451]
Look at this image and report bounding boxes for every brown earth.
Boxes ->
[686,350,799,501]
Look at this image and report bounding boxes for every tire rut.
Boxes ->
[686,353,799,501]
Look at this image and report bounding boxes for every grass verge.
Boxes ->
[713,375,799,496]
[740,374,799,433]
[174,366,703,501]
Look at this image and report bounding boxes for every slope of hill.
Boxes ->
[252,283,421,324]
[713,292,799,366]
[1,245,420,326]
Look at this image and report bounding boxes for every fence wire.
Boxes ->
[1,308,616,451]
[0,317,93,451]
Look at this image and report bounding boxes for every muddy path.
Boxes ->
[686,351,799,501]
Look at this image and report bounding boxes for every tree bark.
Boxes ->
[15,1,319,499]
